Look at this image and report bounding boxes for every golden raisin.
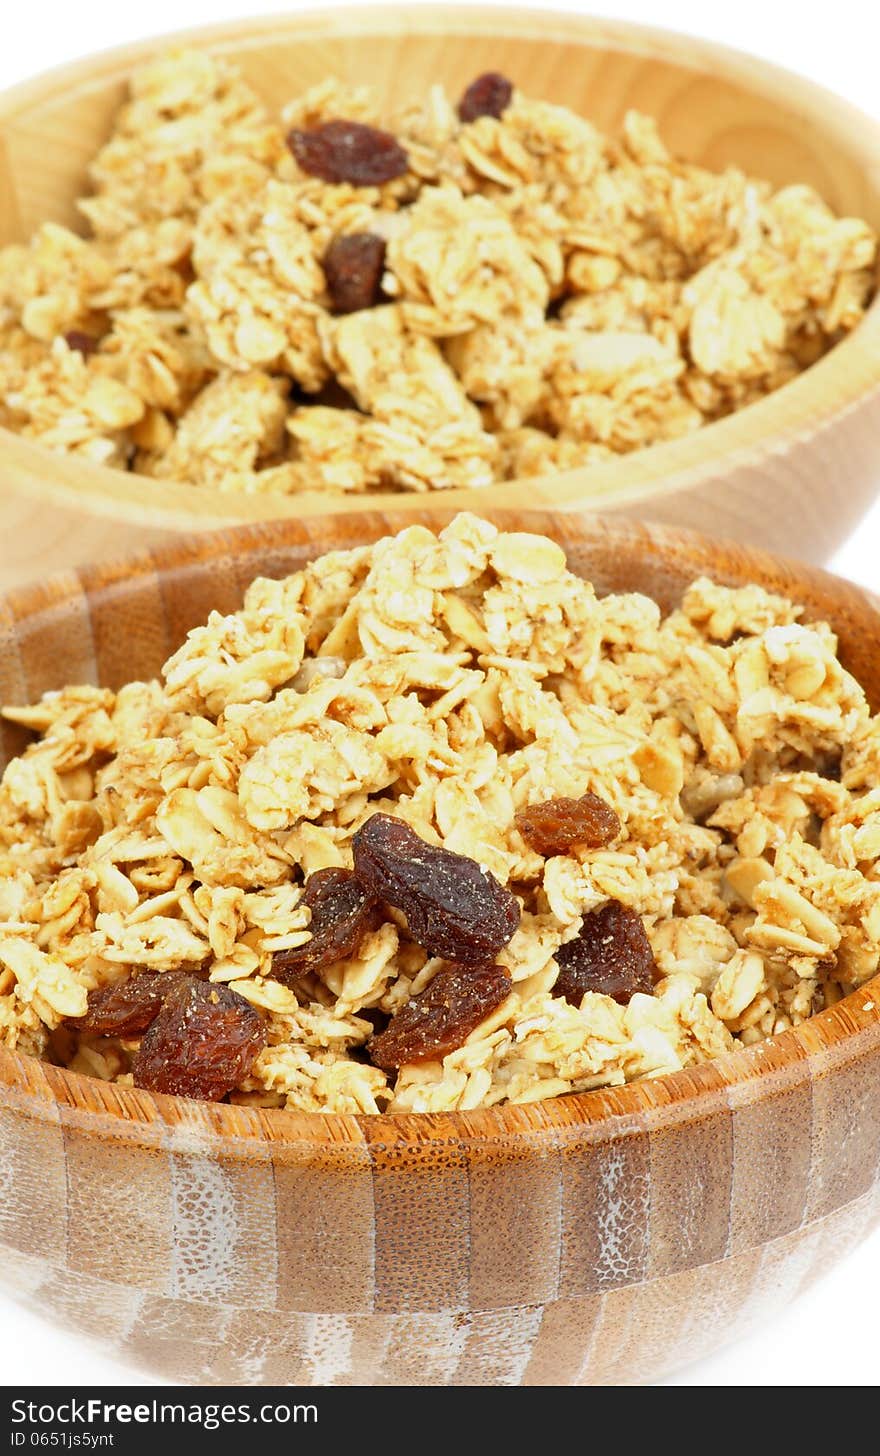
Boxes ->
[515,792,621,856]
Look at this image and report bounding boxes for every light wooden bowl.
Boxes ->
[1,7,880,590]
[0,509,879,1386]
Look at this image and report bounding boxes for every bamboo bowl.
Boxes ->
[0,510,879,1387]
[2,8,880,589]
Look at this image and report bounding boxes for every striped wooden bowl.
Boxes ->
[1,510,879,1386]
[1,6,880,589]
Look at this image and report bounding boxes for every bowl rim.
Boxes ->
[1,505,879,1154]
[1,3,880,531]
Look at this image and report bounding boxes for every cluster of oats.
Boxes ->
[0,513,878,1113]
[0,50,875,496]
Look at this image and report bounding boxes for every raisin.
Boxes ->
[63,330,98,356]
[323,232,387,313]
[515,792,621,856]
[369,962,511,1068]
[67,972,187,1037]
[287,120,409,185]
[458,73,514,123]
[132,977,266,1101]
[554,900,657,1007]
[352,813,520,964]
[271,868,380,984]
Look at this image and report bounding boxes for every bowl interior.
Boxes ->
[4,507,880,720]
[4,8,880,243]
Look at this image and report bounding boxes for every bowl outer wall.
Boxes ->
[0,508,879,1382]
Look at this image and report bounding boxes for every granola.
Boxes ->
[0,52,875,493]
[1,514,878,1112]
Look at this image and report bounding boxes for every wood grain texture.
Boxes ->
[0,509,880,1384]
[1,6,880,587]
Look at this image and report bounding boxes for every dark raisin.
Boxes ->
[554,900,657,1007]
[458,73,514,123]
[515,792,621,856]
[67,972,186,1037]
[352,813,520,964]
[63,330,98,356]
[369,962,511,1068]
[287,120,409,185]
[323,232,387,313]
[271,867,381,984]
[132,977,266,1101]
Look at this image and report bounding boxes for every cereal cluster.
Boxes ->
[0,50,875,495]
[1,515,878,1113]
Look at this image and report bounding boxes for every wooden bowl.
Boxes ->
[2,7,880,590]
[1,509,879,1387]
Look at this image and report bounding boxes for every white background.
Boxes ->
[1,0,879,1389]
